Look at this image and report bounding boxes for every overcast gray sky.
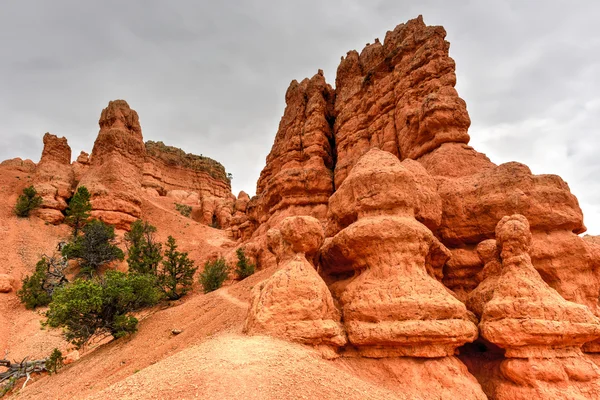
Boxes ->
[1,1,599,233]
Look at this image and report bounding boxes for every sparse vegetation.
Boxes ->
[199,257,229,293]
[65,186,92,238]
[125,220,162,275]
[175,203,192,218]
[62,220,124,277]
[14,185,42,217]
[17,254,69,309]
[234,247,255,280]
[45,348,64,375]
[157,236,197,300]
[45,271,161,348]
[145,141,228,182]
[17,259,53,309]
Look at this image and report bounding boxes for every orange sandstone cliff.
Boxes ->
[2,14,600,400]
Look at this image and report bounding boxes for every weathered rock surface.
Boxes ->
[475,215,600,399]
[77,100,146,228]
[0,158,36,172]
[436,162,585,246]
[465,239,502,319]
[245,216,346,350]
[32,133,74,224]
[231,71,336,266]
[0,274,14,293]
[333,16,471,187]
[321,149,477,357]
[73,101,233,230]
[143,141,231,200]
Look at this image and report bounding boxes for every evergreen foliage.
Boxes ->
[14,185,43,217]
[157,236,197,300]
[45,348,64,375]
[125,220,162,275]
[174,203,192,217]
[17,258,53,309]
[62,220,124,277]
[234,247,255,280]
[199,258,229,293]
[65,186,92,238]
[45,271,161,348]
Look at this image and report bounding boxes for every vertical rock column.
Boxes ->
[33,133,74,224]
[79,100,146,229]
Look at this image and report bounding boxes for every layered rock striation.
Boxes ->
[33,133,75,224]
[474,215,600,399]
[321,149,478,357]
[22,100,233,230]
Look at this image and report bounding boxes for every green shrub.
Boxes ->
[17,258,53,309]
[45,271,161,348]
[199,258,229,293]
[0,377,16,397]
[14,185,43,217]
[234,248,255,280]
[45,348,64,374]
[125,220,162,275]
[62,220,124,277]
[175,203,192,218]
[65,186,92,238]
[158,236,197,300]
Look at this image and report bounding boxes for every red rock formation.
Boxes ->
[321,149,477,357]
[0,158,36,172]
[0,274,14,293]
[72,151,90,182]
[231,70,336,266]
[476,215,600,399]
[333,16,471,188]
[245,216,346,352]
[77,100,146,229]
[466,239,502,319]
[143,141,231,199]
[32,133,74,224]
[255,71,335,222]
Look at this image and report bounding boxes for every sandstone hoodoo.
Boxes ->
[321,149,478,358]
[245,216,346,352]
[78,100,147,228]
[33,133,75,224]
[473,215,600,399]
[3,14,600,400]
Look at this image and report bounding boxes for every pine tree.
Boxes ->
[62,220,124,278]
[125,220,163,275]
[14,185,43,217]
[234,247,255,280]
[65,186,92,238]
[158,236,197,300]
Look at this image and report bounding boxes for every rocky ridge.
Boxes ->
[235,15,600,400]
[1,14,600,400]
[27,100,233,230]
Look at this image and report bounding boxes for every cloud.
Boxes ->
[1,0,599,233]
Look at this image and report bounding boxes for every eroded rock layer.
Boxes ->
[33,133,74,224]
[333,16,471,187]
[26,100,233,230]
[245,216,346,352]
[321,149,478,357]
[231,71,336,267]
[473,215,600,399]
